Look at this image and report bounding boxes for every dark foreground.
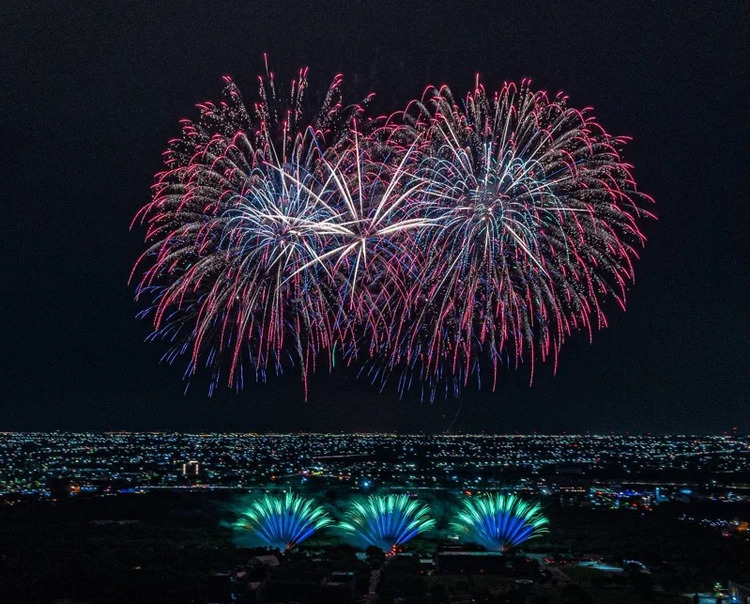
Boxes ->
[0,492,748,603]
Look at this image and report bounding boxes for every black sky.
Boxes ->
[1,1,747,433]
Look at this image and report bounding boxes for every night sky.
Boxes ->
[1,1,747,433]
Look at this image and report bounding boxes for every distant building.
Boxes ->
[436,550,508,574]
[434,545,540,577]
[181,460,200,477]
[320,572,356,604]
[252,554,280,568]
[729,580,750,604]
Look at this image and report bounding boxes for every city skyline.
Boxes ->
[4,431,748,497]
[1,430,748,600]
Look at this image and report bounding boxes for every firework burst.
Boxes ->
[372,79,654,397]
[339,494,436,552]
[452,493,549,551]
[234,492,332,551]
[130,61,371,395]
[132,64,653,400]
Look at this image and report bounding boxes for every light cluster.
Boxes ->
[131,61,653,398]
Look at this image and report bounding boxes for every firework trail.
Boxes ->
[234,491,332,551]
[338,494,436,552]
[451,493,548,551]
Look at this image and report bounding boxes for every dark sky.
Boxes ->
[1,1,747,434]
